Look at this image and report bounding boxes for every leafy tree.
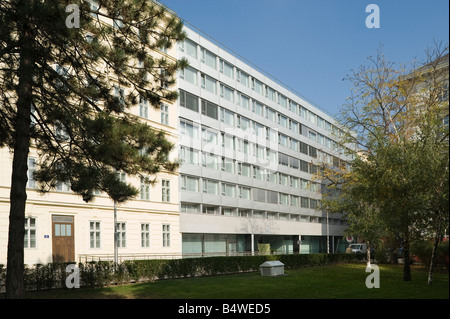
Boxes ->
[0,0,187,298]
[317,46,449,282]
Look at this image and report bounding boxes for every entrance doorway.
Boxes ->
[52,215,75,263]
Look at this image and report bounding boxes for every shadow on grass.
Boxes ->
[24,264,449,299]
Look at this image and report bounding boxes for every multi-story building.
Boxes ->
[0,2,351,266]
[176,26,350,256]
[0,2,182,265]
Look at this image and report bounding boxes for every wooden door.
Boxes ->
[52,215,75,263]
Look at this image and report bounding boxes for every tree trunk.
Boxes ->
[403,233,412,281]
[428,223,441,285]
[5,5,34,298]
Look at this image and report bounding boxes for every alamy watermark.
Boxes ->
[365,264,380,289]
[366,4,380,29]
[65,264,80,289]
[65,4,80,29]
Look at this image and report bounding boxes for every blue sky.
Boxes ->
[159,0,449,118]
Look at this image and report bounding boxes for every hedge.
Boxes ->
[0,253,365,292]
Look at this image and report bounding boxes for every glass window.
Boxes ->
[162,179,170,202]
[90,221,101,249]
[162,224,170,247]
[185,39,197,59]
[141,223,150,248]
[201,100,218,120]
[160,103,169,125]
[116,222,126,248]
[140,176,150,200]
[202,48,216,69]
[203,179,219,194]
[27,157,37,188]
[24,217,36,248]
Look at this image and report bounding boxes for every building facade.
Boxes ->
[0,3,352,266]
[176,27,350,256]
[0,3,182,265]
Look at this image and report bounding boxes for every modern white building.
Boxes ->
[176,26,350,256]
[0,3,352,266]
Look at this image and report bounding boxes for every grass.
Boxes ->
[25,263,448,299]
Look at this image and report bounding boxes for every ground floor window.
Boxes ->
[24,217,37,248]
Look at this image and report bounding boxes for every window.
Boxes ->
[116,222,126,248]
[301,197,309,208]
[300,142,309,155]
[239,186,251,199]
[238,163,251,177]
[56,180,71,192]
[221,183,235,197]
[220,134,233,150]
[278,153,289,166]
[185,39,197,59]
[290,138,299,152]
[252,100,264,116]
[252,78,263,94]
[253,188,266,202]
[180,120,199,138]
[90,221,101,249]
[203,179,219,195]
[220,108,235,126]
[237,115,250,131]
[201,100,218,120]
[310,199,319,210]
[201,48,216,69]
[162,224,170,247]
[201,74,217,94]
[203,206,217,215]
[180,147,199,165]
[160,103,169,125]
[290,157,300,170]
[237,70,249,87]
[278,114,288,128]
[140,177,150,200]
[267,190,278,204]
[181,203,200,214]
[290,120,299,134]
[140,96,148,118]
[279,94,287,108]
[266,86,276,102]
[180,66,197,85]
[279,193,289,205]
[279,133,288,147]
[222,157,235,173]
[181,175,199,192]
[220,60,234,79]
[291,195,299,207]
[202,127,219,145]
[252,122,264,138]
[179,90,199,112]
[291,176,299,189]
[266,107,276,122]
[220,84,234,102]
[27,157,37,188]
[24,217,36,248]
[300,160,309,173]
[162,179,170,202]
[202,153,219,170]
[114,86,125,107]
[279,173,288,186]
[239,94,250,110]
[290,101,298,114]
[141,224,150,248]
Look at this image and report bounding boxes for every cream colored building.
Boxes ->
[0,1,182,265]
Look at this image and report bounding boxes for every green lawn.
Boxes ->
[27,264,448,299]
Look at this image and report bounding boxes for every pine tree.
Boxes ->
[0,0,187,298]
